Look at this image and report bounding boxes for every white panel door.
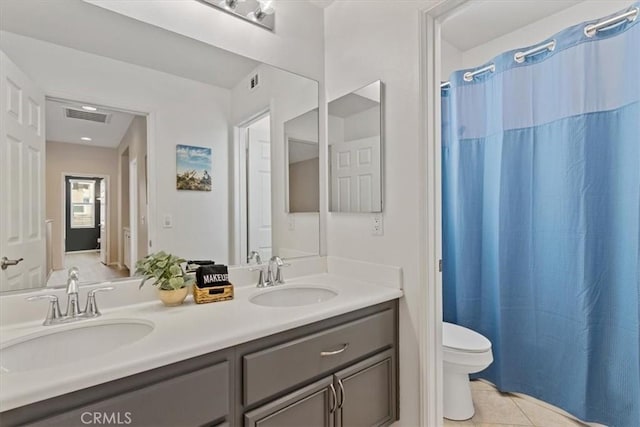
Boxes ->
[248,127,272,261]
[0,51,46,292]
[330,136,381,212]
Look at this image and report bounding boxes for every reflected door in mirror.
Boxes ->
[0,52,46,292]
[328,81,383,213]
[247,116,272,262]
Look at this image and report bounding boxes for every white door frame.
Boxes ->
[61,172,110,262]
[129,158,138,275]
[231,108,270,265]
[419,1,471,426]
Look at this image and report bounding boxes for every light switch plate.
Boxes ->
[163,214,173,229]
[372,214,384,236]
[288,216,295,231]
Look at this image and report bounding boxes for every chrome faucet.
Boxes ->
[27,267,114,326]
[65,267,81,317]
[268,256,287,285]
[247,250,262,265]
[249,256,290,288]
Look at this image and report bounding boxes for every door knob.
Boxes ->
[1,257,24,270]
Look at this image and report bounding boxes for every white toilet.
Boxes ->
[442,322,494,420]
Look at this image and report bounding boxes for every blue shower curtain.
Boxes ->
[442,4,640,427]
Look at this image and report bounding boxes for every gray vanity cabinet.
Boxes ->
[240,301,398,427]
[0,350,235,427]
[244,377,335,427]
[245,350,395,427]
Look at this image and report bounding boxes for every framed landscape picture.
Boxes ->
[176,144,212,191]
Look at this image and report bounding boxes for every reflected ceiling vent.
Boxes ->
[64,108,110,123]
[250,73,260,90]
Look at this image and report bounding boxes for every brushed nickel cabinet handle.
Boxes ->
[337,379,345,409]
[320,343,349,357]
[329,383,337,414]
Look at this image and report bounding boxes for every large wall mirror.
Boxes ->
[0,0,319,293]
[328,80,383,213]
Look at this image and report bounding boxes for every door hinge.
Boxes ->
[149,240,152,248]
[438,259,442,272]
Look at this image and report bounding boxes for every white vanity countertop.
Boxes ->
[0,273,402,412]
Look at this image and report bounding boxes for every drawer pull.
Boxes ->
[337,379,345,409]
[329,383,337,413]
[321,343,349,357]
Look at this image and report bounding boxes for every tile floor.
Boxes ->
[444,380,591,427]
[46,251,129,287]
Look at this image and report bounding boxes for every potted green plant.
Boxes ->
[135,251,194,306]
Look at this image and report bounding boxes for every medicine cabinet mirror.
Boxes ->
[328,80,383,213]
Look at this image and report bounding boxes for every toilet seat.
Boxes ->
[443,322,491,353]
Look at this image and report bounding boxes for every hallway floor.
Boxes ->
[46,251,129,287]
[444,380,592,427]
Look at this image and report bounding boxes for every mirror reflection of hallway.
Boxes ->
[42,99,147,287]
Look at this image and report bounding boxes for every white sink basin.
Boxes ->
[250,285,338,307]
[0,319,154,374]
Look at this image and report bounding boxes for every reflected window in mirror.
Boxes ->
[328,81,383,213]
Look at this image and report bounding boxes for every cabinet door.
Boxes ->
[334,350,396,427]
[25,361,230,427]
[244,377,335,427]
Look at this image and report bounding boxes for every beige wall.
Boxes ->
[289,158,319,213]
[46,141,119,271]
[117,116,147,267]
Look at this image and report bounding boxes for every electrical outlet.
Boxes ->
[372,214,384,236]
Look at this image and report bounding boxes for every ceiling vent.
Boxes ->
[64,108,110,123]
[249,73,260,90]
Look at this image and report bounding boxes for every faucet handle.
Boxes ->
[249,266,268,288]
[88,286,115,297]
[274,262,291,284]
[27,294,62,325]
[85,286,115,317]
[68,266,80,279]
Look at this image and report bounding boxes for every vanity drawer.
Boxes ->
[26,361,230,427]
[243,308,394,406]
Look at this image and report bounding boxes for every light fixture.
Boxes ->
[81,137,92,142]
[219,0,244,10]
[202,0,275,31]
[81,105,97,111]
[249,0,275,22]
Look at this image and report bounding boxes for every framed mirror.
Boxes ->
[0,1,320,292]
[328,80,383,213]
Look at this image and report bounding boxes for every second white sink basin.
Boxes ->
[250,285,338,307]
[0,319,154,374]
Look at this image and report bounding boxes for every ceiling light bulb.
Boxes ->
[81,105,97,111]
[81,137,92,142]
[221,0,244,10]
[250,0,275,21]
[258,0,275,13]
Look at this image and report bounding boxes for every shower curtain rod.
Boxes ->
[440,6,639,88]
